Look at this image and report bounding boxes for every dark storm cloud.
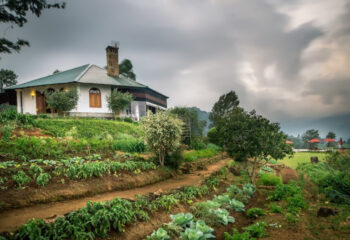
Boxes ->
[1,0,349,137]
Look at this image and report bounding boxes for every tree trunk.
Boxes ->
[249,158,259,184]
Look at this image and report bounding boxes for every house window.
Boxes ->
[89,88,101,108]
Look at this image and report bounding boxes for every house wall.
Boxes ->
[74,84,112,114]
[17,88,36,114]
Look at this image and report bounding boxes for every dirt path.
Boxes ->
[0,158,230,233]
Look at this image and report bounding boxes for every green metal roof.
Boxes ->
[7,64,168,98]
[7,64,89,89]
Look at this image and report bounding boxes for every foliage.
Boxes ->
[268,182,302,201]
[269,203,283,213]
[209,208,235,225]
[242,183,256,198]
[246,208,266,219]
[326,131,337,147]
[0,103,16,112]
[216,107,292,183]
[119,59,136,80]
[190,139,207,150]
[170,213,194,228]
[0,69,17,92]
[147,228,170,240]
[106,89,133,117]
[34,118,141,138]
[165,147,185,169]
[0,109,35,125]
[209,90,240,127]
[141,111,183,166]
[228,199,245,212]
[302,129,320,149]
[45,87,79,114]
[243,221,267,238]
[0,0,65,54]
[184,148,218,162]
[170,107,206,142]
[224,229,256,240]
[35,172,51,186]
[257,173,281,186]
[1,124,14,141]
[112,138,146,153]
[207,127,220,146]
[12,170,31,188]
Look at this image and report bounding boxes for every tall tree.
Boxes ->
[170,107,206,144]
[326,131,337,147]
[216,109,292,183]
[119,59,136,80]
[0,0,65,54]
[302,129,320,149]
[209,91,240,127]
[0,69,17,93]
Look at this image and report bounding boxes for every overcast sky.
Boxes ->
[1,0,350,138]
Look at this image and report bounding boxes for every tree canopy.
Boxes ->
[302,129,320,149]
[45,87,78,115]
[106,89,133,118]
[0,69,17,93]
[141,111,183,166]
[119,59,136,80]
[170,107,206,144]
[0,0,65,54]
[209,90,239,127]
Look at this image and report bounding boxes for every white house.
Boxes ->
[7,45,168,120]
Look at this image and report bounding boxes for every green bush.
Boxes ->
[243,221,267,238]
[269,203,283,213]
[246,208,266,219]
[165,147,184,169]
[0,109,35,125]
[268,182,302,201]
[190,139,207,150]
[36,172,51,187]
[257,173,281,186]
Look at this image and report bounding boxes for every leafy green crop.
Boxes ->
[246,208,266,219]
[147,228,170,240]
[12,170,31,188]
[170,213,194,228]
[224,229,256,240]
[35,172,51,187]
[243,221,267,238]
[209,208,235,225]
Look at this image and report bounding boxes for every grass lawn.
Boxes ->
[277,152,327,169]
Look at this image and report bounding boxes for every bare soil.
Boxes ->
[0,158,230,233]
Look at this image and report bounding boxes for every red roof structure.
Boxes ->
[308,138,321,143]
[324,138,336,142]
[286,140,293,144]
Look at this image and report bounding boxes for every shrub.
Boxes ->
[123,117,133,123]
[141,111,183,166]
[243,221,267,238]
[257,173,281,186]
[190,139,207,150]
[269,203,283,213]
[46,87,79,115]
[184,148,218,162]
[165,147,184,169]
[268,182,301,201]
[1,124,14,141]
[0,109,35,125]
[246,208,266,219]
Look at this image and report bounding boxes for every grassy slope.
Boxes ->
[34,118,141,138]
[278,152,327,169]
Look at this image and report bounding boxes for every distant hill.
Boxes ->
[191,107,211,136]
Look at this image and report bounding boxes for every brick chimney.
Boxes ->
[106,43,119,77]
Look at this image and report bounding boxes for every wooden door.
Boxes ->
[36,91,46,114]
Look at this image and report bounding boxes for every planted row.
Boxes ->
[147,183,256,240]
[1,174,225,240]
